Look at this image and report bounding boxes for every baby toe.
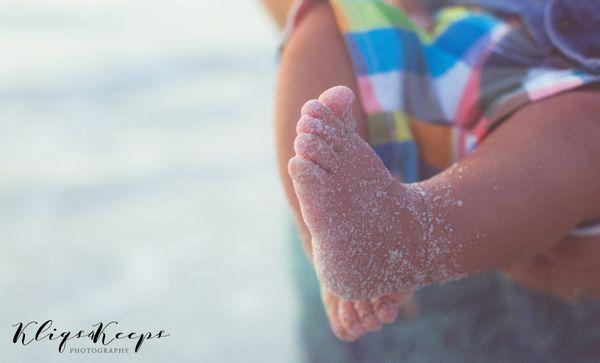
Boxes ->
[372,296,399,324]
[338,300,367,338]
[301,99,348,134]
[294,133,338,172]
[296,115,344,150]
[354,300,382,332]
[317,86,356,131]
[321,289,355,341]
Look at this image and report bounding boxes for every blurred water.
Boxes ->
[0,1,298,362]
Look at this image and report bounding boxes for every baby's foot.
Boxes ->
[289,86,448,300]
[321,287,412,341]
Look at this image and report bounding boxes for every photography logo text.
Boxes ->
[12,320,169,354]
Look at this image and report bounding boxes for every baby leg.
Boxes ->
[275,2,410,340]
[289,85,600,300]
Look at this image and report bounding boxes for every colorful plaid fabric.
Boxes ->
[318,0,600,182]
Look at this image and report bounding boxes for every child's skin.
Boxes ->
[290,84,600,297]
[275,2,600,340]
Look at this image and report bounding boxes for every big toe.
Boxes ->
[318,86,356,130]
[318,86,354,115]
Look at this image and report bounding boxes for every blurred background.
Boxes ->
[0,0,299,361]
